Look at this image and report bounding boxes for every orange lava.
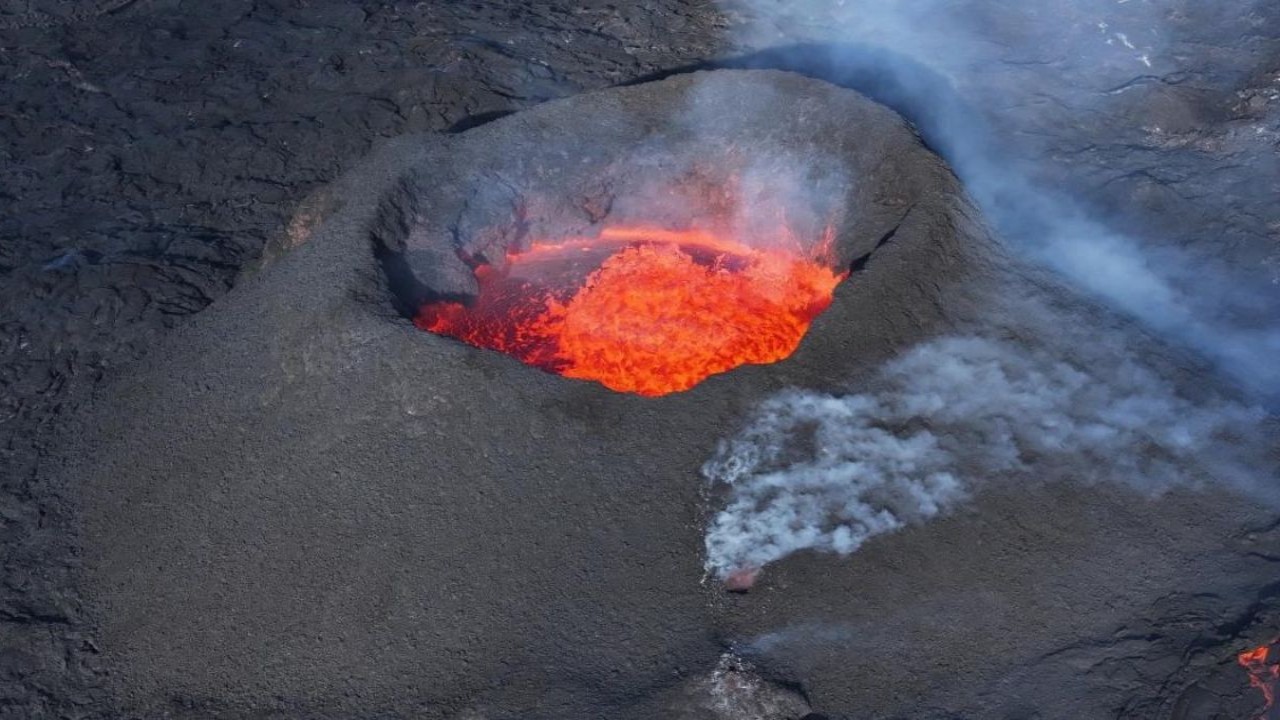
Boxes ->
[417,226,844,396]
[1241,642,1280,717]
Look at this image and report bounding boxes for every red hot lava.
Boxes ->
[1241,641,1280,718]
[417,225,844,396]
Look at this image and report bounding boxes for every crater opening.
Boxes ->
[416,223,846,396]
[372,79,883,397]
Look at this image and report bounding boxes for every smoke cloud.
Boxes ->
[703,336,1266,576]
[696,0,1278,576]
[716,0,1280,401]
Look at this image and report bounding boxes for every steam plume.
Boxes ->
[718,0,1280,401]
[703,336,1266,576]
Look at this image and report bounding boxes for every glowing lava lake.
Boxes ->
[416,226,846,396]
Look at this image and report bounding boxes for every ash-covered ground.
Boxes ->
[2,2,1279,719]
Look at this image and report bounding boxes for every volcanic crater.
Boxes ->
[39,67,1279,720]
[367,69,945,404]
[61,69,1004,719]
[382,151,861,396]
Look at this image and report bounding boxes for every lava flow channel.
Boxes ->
[416,226,845,396]
[1240,642,1280,718]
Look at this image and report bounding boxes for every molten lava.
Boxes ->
[417,226,844,396]
[1240,642,1280,718]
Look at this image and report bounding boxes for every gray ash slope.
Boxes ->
[48,70,1280,720]
[60,69,990,718]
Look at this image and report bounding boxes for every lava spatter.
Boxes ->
[417,225,845,396]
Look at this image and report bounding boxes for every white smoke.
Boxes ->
[703,336,1266,577]
[714,0,1280,402]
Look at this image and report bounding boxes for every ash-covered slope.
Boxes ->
[52,70,1277,720]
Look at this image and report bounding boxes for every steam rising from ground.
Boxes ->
[703,336,1266,576]
[717,0,1280,401]
[699,0,1278,577]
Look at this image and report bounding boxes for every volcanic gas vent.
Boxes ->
[416,226,846,396]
